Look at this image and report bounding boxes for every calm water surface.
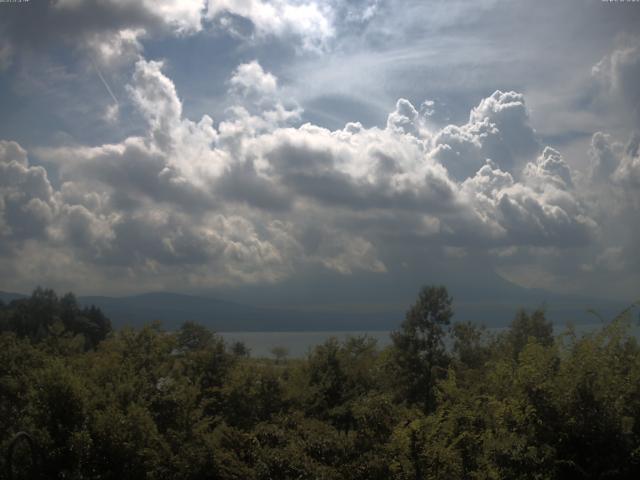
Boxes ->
[220,322,640,358]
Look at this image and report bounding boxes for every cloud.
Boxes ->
[127,59,184,149]
[386,98,425,138]
[0,43,12,71]
[587,131,640,209]
[87,28,145,67]
[468,90,540,168]
[0,141,57,243]
[524,146,573,190]
[229,60,278,100]
[612,134,640,190]
[5,56,612,295]
[429,90,540,181]
[593,37,640,117]
[19,60,301,286]
[461,156,593,248]
[0,0,335,76]
[0,0,201,66]
[588,132,621,182]
[2,0,640,302]
[205,0,334,51]
[53,0,206,35]
[316,232,387,275]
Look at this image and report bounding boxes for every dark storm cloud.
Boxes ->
[1,0,160,47]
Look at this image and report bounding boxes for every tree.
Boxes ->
[231,340,251,357]
[177,321,215,352]
[9,287,59,340]
[2,289,111,349]
[82,304,112,347]
[391,285,453,412]
[505,308,553,359]
[59,293,112,349]
[270,346,289,364]
[451,321,489,369]
[303,336,382,432]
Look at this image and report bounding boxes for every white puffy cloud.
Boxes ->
[431,119,498,181]
[0,140,28,167]
[87,28,145,67]
[461,156,593,248]
[19,60,300,287]
[524,146,573,190]
[430,90,540,181]
[467,90,539,168]
[127,59,183,148]
[147,0,206,34]
[4,55,633,296]
[205,0,334,50]
[229,60,278,100]
[0,141,57,243]
[541,128,640,298]
[386,98,424,138]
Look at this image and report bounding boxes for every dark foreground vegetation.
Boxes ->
[1,287,640,479]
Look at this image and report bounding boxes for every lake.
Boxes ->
[220,322,640,358]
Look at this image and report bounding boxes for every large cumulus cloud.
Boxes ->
[205,0,334,51]
[0,54,613,294]
[0,141,56,243]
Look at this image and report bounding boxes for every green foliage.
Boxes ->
[1,286,640,479]
[178,320,216,352]
[302,335,382,432]
[390,285,453,411]
[451,321,490,369]
[222,362,286,429]
[270,346,289,364]
[230,341,250,358]
[0,287,112,349]
[503,308,554,359]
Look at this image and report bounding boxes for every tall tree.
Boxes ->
[391,285,453,412]
[177,321,215,352]
[506,308,553,359]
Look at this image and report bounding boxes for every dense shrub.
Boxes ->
[1,287,639,479]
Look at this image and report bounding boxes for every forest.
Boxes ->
[1,286,640,479]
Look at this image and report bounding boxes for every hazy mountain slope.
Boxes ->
[0,291,26,304]
[78,291,628,332]
[2,285,630,332]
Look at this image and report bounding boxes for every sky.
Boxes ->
[0,0,639,311]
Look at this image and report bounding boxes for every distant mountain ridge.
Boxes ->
[0,291,26,304]
[79,292,410,331]
[79,292,282,331]
[1,288,632,332]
